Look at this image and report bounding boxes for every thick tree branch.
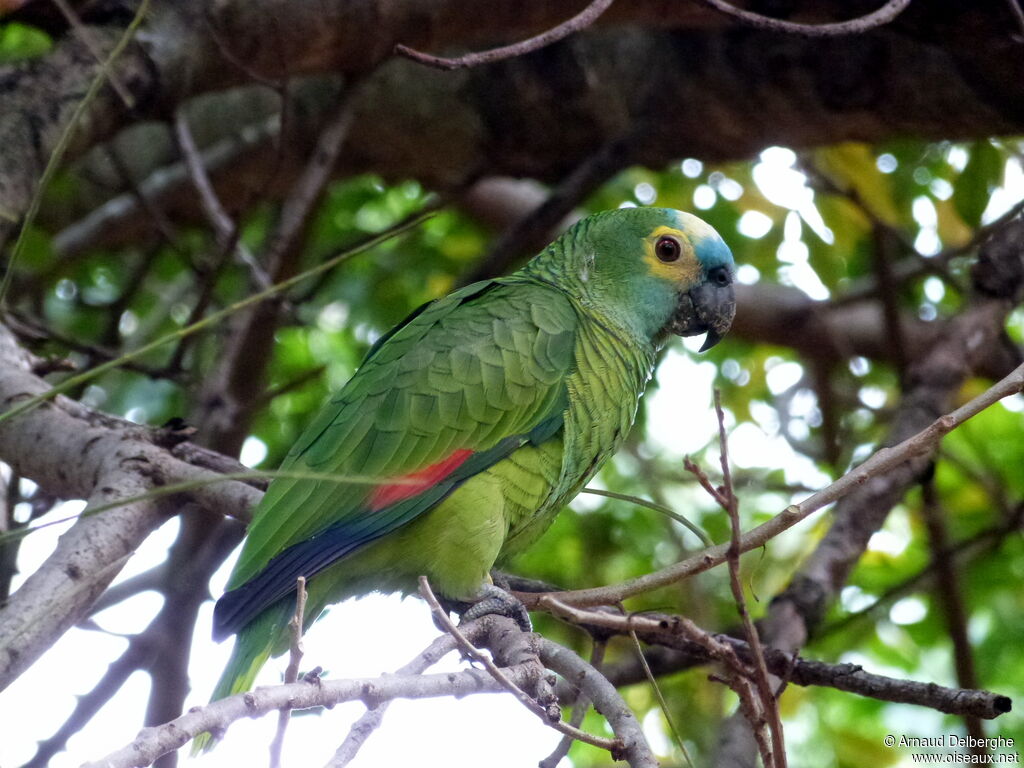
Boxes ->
[538,638,657,768]
[6,1,1024,252]
[0,323,261,691]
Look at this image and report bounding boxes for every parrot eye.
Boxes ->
[655,237,681,262]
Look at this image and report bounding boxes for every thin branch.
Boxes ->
[517,360,1024,609]
[628,626,695,768]
[713,390,785,768]
[686,430,774,766]
[48,0,135,107]
[171,108,269,288]
[920,478,987,751]
[417,576,619,753]
[395,0,614,71]
[269,576,307,768]
[262,78,363,274]
[324,634,460,768]
[581,487,713,546]
[696,0,912,37]
[539,600,1013,720]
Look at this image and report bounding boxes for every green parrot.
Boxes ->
[202,207,735,727]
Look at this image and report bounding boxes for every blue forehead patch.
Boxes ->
[673,211,734,270]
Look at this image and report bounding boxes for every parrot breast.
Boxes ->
[498,311,658,558]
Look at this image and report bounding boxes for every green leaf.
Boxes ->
[953,141,1004,227]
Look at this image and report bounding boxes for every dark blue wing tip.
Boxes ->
[212,589,242,641]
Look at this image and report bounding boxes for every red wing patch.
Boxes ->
[369,449,474,511]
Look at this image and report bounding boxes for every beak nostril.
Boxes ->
[709,266,732,287]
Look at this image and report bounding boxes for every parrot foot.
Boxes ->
[457,584,532,632]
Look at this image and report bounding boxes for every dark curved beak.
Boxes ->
[666,274,736,352]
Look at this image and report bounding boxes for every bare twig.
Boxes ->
[324,634,460,768]
[539,600,1013,720]
[682,457,729,509]
[628,626,694,767]
[48,0,135,107]
[712,390,786,768]
[395,0,614,70]
[171,108,269,288]
[262,78,363,274]
[696,0,912,37]
[920,479,987,752]
[269,577,307,768]
[417,576,618,753]
[518,360,1024,609]
[582,487,713,546]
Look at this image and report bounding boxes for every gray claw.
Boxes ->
[459,584,532,632]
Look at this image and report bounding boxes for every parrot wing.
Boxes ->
[212,278,577,639]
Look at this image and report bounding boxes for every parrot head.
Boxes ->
[527,207,736,350]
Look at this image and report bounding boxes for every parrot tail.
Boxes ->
[191,599,292,754]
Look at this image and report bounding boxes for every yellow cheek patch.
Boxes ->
[643,225,701,286]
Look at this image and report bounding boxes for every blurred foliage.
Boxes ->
[0,22,51,63]
[4,126,1024,767]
